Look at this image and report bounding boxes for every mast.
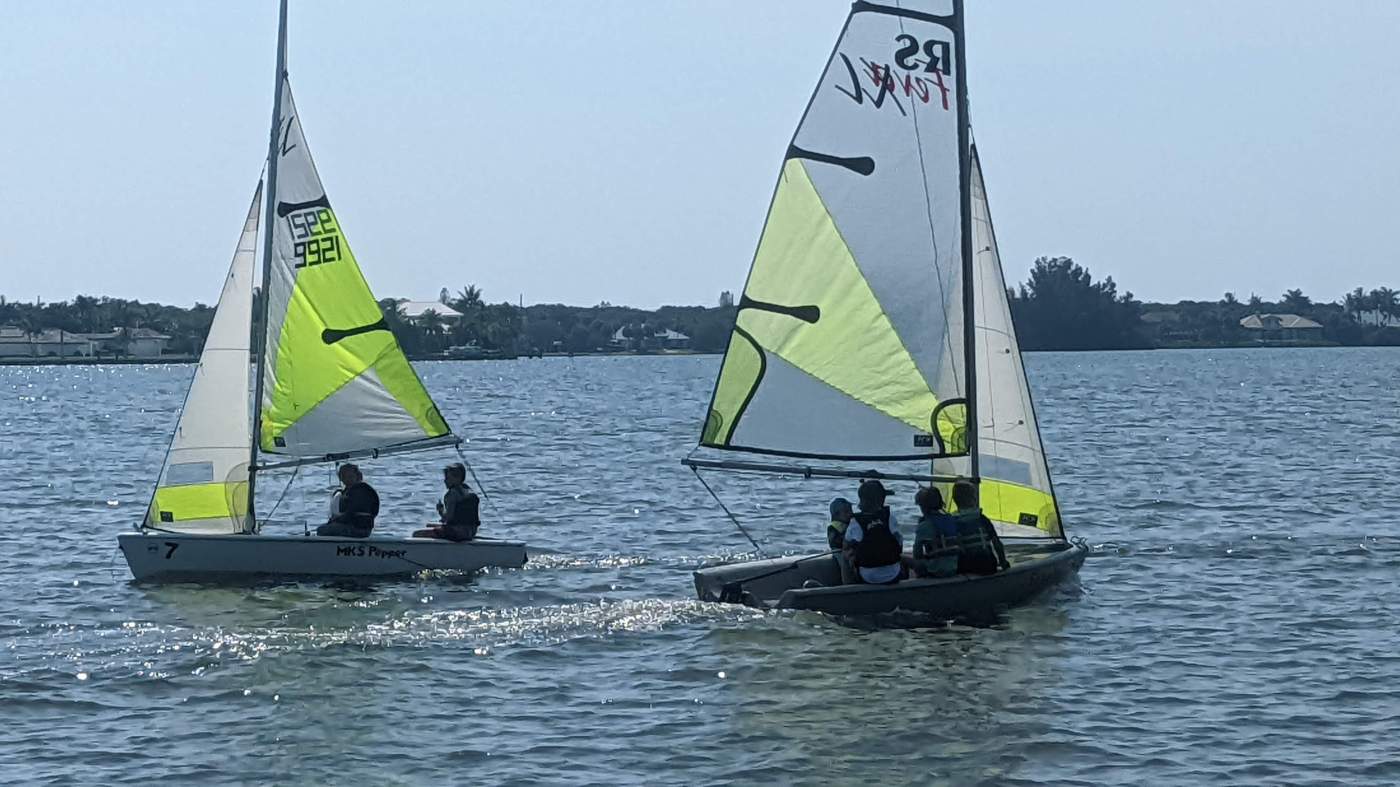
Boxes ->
[248,0,289,532]
[953,0,979,484]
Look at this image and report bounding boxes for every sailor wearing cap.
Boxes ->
[841,479,905,585]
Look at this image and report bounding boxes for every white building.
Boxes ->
[83,328,171,358]
[0,327,97,358]
[608,326,691,350]
[396,300,463,324]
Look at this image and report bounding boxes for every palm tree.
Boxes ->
[453,285,483,311]
[417,308,446,353]
[1281,288,1311,313]
[1344,287,1366,314]
[1373,287,1399,318]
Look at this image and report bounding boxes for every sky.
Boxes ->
[1,1,1397,309]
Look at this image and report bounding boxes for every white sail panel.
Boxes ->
[148,183,260,533]
[700,1,969,461]
[936,147,1061,536]
[259,80,450,458]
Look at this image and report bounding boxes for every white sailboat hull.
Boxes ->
[118,531,527,582]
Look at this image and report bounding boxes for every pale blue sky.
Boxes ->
[2,1,1397,309]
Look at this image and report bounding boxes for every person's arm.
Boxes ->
[328,494,350,525]
[439,492,455,525]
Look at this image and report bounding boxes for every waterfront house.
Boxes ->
[654,329,691,350]
[609,325,691,351]
[0,327,97,358]
[397,300,463,325]
[1239,313,1323,343]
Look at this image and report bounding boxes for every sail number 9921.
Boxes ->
[287,208,342,269]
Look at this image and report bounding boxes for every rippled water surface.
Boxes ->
[3,350,1400,785]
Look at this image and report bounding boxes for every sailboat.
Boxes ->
[685,0,1087,617]
[118,1,527,581]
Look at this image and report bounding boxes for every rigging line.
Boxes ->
[260,464,300,534]
[690,466,768,558]
[731,550,839,588]
[454,444,495,513]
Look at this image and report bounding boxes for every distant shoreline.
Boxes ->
[5,343,1397,368]
[0,349,723,367]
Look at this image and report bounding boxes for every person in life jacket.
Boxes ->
[826,497,857,585]
[413,463,481,542]
[912,486,959,578]
[950,479,1010,575]
[317,464,379,538]
[841,479,905,585]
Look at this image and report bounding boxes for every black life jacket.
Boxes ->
[852,507,901,568]
[340,482,380,532]
[443,486,480,535]
[952,510,999,571]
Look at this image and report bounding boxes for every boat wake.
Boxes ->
[1,599,768,684]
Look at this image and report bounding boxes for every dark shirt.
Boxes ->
[331,482,380,535]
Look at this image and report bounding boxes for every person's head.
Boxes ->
[337,463,361,486]
[443,462,467,488]
[915,486,944,516]
[952,479,978,511]
[829,497,853,523]
[857,479,887,511]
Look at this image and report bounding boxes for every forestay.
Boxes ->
[148,184,261,533]
[700,0,970,462]
[933,147,1062,537]
[259,79,450,459]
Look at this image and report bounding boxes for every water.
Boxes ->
[3,349,1399,785]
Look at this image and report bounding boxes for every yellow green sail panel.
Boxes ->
[701,1,969,460]
[259,81,449,457]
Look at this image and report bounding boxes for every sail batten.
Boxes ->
[699,0,969,465]
[257,80,451,459]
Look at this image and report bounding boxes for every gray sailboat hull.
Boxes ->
[119,531,527,582]
[694,541,1087,618]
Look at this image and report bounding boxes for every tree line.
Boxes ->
[6,264,1397,359]
[0,295,213,355]
[378,286,738,357]
[1007,256,1400,350]
[0,288,740,358]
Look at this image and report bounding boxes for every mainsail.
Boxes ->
[148,184,262,533]
[934,146,1062,537]
[700,1,970,461]
[258,78,450,458]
